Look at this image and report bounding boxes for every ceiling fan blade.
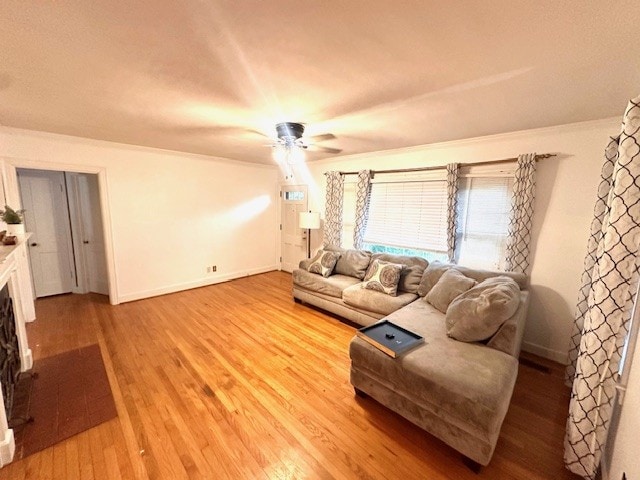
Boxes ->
[245,128,271,138]
[308,145,343,154]
[308,133,336,142]
[158,125,247,136]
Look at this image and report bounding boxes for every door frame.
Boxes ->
[1,158,119,305]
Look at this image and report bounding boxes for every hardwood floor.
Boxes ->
[2,271,580,479]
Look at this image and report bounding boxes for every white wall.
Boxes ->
[289,117,622,362]
[606,339,640,480]
[605,299,640,480]
[0,127,279,303]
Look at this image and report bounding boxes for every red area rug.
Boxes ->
[11,344,117,459]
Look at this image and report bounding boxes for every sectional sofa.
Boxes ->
[292,245,530,466]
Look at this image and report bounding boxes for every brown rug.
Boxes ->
[11,344,118,459]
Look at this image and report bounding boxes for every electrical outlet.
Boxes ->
[206,266,211,273]
[212,265,217,272]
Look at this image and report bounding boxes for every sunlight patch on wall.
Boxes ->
[226,194,271,223]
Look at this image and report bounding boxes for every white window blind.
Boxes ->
[363,181,448,253]
[457,176,514,270]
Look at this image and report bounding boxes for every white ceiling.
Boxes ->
[1,1,639,165]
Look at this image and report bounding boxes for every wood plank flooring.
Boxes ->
[1,271,580,479]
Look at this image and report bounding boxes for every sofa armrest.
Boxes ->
[486,290,530,357]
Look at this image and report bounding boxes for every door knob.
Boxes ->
[30,242,38,247]
[83,240,89,244]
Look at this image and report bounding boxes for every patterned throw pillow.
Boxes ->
[307,249,341,277]
[361,259,404,296]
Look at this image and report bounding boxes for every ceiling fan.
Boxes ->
[269,122,342,154]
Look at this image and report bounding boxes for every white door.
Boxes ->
[18,170,75,297]
[77,174,109,295]
[281,185,308,273]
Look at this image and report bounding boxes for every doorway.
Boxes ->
[66,173,109,295]
[17,168,109,298]
[280,185,308,273]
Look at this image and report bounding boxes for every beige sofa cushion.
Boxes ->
[343,283,417,316]
[325,245,372,279]
[292,270,360,298]
[418,261,528,296]
[362,259,404,296]
[371,253,428,294]
[446,276,521,342]
[425,269,477,313]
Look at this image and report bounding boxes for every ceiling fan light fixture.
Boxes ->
[273,144,305,165]
[270,121,339,160]
[272,122,307,164]
[274,122,307,149]
[276,122,304,141]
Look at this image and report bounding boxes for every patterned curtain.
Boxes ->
[446,163,459,263]
[504,153,537,273]
[323,171,344,247]
[353,170,372,249]
[565,137,619,383]
[564,96,640,480]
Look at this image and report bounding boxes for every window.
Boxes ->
[456,176,513,270]
[337,165,519,269]
[284,191,304,201]
[363,180,449,261]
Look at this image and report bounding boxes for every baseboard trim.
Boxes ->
[21,348,33,372]
[117,265,279,303]
[521,341,568,364]
[0,428,15,467]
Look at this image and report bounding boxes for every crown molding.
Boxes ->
[0,126,278,170]
[310,116,620,165]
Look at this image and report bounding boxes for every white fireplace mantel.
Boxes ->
[0,235,36,467]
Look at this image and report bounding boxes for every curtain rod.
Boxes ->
[324,153,556,176]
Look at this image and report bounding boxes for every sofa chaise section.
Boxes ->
[349,298,524,465]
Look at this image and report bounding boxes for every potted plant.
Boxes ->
[0,205,26,238]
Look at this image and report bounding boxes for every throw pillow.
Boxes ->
[445,276,521,342]
[371,253,428,294]
[417,261,452,297]
[307,249,341,278]
[361,259,404,296]
[425,269,477,313]
[326,245,373,279]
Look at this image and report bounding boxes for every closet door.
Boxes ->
[18,170,74,297]
[77,174,108,295]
